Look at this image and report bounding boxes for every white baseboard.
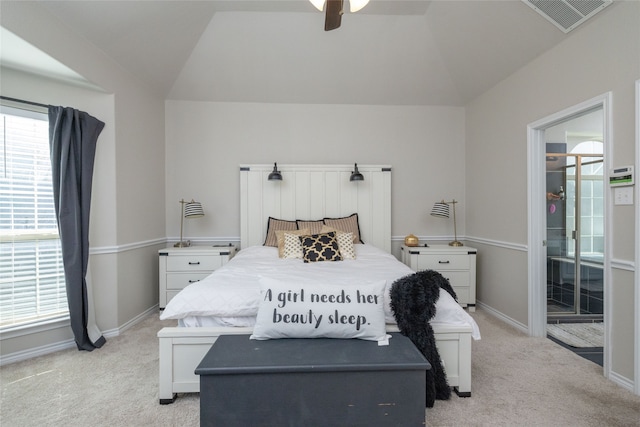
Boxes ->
[608,369,635,393]
[0,337,77,367]
[101,305,158,338]
[476,300,529,335]
[0,305,158,367]
[479,301,637,395]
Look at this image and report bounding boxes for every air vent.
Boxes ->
[523,0,612,33]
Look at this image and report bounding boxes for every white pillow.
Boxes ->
[335,232,356,259]
[276,228,309,258]
[282,232,305,259]
[250,278,388,342]
[320,226,356,259]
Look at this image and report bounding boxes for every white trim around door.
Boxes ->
[527,92,612,378]
[635,79,640,396]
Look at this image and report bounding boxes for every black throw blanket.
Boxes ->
[390,270,458,408]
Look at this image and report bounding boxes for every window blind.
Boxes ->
[0,108,68,329]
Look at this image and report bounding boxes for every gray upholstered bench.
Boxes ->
[195,333,430,427]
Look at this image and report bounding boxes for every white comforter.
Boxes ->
[161,244,480,340]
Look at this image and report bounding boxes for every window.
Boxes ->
[566,141,604,260]
[0,105,68,330]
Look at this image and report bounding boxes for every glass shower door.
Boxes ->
[572,155,604,315]
[547,153,604,317]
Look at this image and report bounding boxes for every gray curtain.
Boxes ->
[49,106,106,351]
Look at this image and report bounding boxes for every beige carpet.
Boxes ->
[1,309,639,426]
[547,322,604,348]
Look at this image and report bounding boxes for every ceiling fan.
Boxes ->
[309,0,370,31]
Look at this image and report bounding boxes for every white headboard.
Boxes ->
[240,164,391,252]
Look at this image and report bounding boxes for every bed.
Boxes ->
[157,164,479,404]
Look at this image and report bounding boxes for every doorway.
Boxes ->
[527,93,611,376]
[544,110,604,365]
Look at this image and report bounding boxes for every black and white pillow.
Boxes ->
[299,232,342,263]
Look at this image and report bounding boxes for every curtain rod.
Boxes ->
[0,95,49,109]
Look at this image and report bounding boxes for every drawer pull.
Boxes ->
[188,261,201,265]
[188,279,201,283]
[438,260,450,264]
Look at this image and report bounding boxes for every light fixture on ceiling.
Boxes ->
[310,0,369,13]
[268,162,283,181]
[350,163,364,182]
[174,199,205,247]
[310,0,370,31]
[431,199,463,247]
[309,0,326,10]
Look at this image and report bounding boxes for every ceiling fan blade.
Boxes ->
[325,0,343,31]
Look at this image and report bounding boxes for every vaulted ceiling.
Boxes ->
[0,0,616,106]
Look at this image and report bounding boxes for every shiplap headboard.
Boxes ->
[240,164,391,252]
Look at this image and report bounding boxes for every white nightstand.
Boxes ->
[159,245,237,308]
[401,244,477,311]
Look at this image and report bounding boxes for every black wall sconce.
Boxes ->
[268,162,283,181]
[350,163,364,181]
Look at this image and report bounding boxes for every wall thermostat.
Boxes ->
[609,166,634,187]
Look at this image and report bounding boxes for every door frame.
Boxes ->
[635,79,639,395]
[527,92,612,377]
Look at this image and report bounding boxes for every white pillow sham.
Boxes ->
[250,278,388,342]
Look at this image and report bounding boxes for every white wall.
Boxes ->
[165,101,466,253]
[1,3,166,360]
[169,11,460,105]
[465,1,639,384]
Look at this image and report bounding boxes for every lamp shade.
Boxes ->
[430,202,450,218]
[430,199,462,246]
[184,201,204,218]
[174,199,204,247]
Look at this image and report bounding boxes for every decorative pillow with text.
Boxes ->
[250,278,388,342]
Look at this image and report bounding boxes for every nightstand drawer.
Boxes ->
[416,254,469,271]
[166,272,211,290]
[401,244,477,311]
[452,286,470,304]
[166,255,223,272]
[166,290,182,304]
[159,246,237,309]
[437,271,470,287]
